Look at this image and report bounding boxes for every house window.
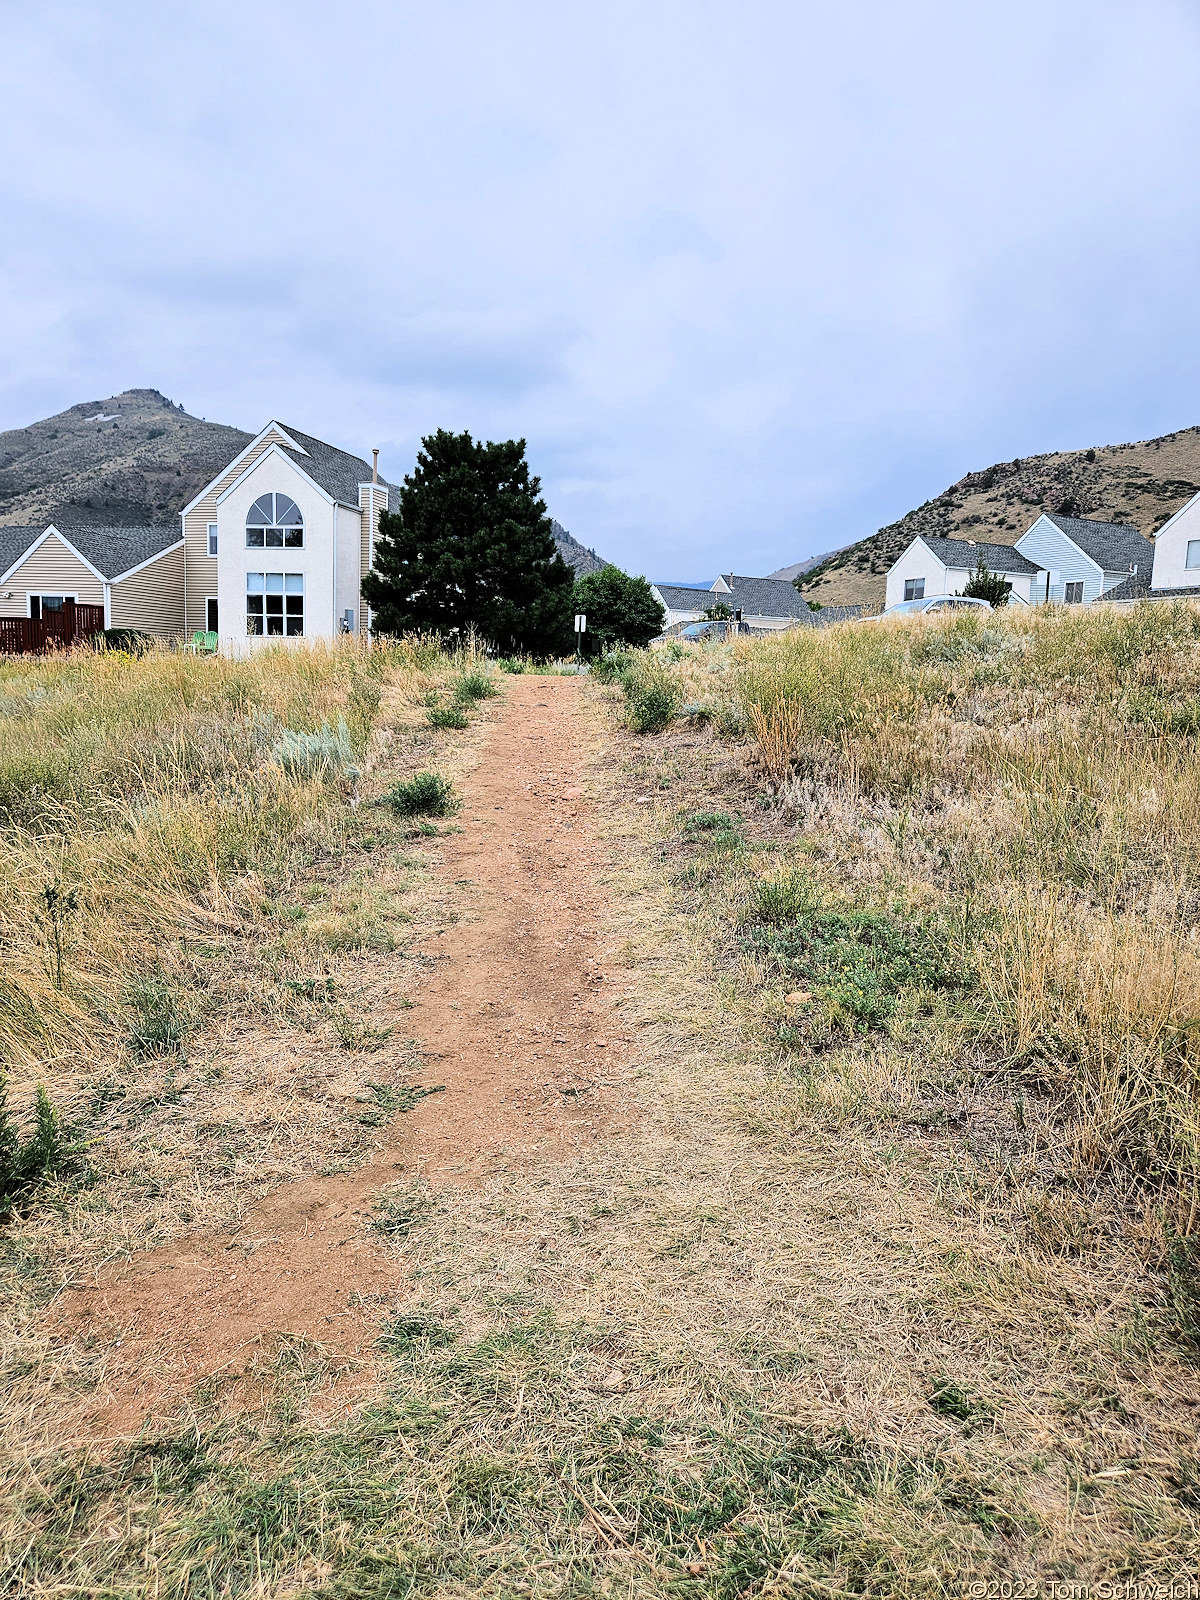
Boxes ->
[246,492,304,549]
[904,578,925,601]
[207,523,218,556]
[246,573,304,636]
[1064,581,1084,604]
[205,597,218,632]
[28,594,72,619]
[1186,540,1200,570]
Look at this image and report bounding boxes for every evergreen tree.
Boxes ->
[573,565,666,651]
[361,430,575,655]
[961,562,1012,606]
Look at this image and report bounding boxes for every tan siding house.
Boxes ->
[109,542,185,635]
[0,533,103,615]
[0,524,185,637]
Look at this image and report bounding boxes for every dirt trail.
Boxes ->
[50,676,629,1436]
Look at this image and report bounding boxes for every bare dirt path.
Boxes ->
[50,675,630,1437]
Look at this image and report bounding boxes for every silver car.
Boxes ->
[871,595,993,620]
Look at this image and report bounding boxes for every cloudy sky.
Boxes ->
[2,1,1199,578]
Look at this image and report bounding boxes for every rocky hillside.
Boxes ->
[798,425,1200,607]
[0,389,252,530]
[549,520,607,576]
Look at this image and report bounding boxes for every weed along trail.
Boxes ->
[51,675,629,1436]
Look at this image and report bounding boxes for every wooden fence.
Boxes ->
[0,603,106,655]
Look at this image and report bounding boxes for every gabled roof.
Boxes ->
[1039,513,1151,573]
[274,423,401,507]
[0,524,181,583]
[917,536,1040,575]
[653,584,719,611]
[720,575,814,619]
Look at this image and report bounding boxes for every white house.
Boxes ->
[885,516,1153,609]
[884,537,1041,609]
[650,574,820,633]
[182,421,396,650]
[1138,489,1200,597]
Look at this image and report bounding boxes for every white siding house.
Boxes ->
[884,537,1041,608]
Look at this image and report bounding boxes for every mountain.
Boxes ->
[767,542,859,583]
[794,425,1200,607]
[550,519,608,576]
[0,389,253,531]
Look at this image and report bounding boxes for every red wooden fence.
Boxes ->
[0,602,106,655]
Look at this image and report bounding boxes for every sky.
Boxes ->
[2,1,1200,579]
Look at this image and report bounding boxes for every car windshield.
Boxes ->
[887,599,929,613]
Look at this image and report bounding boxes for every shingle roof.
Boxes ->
[275,423,401,507]
[1041,513,1152,574]
[1100,570,1152,602]
[720,575,815,619]
[0,524,181,581]
[654,584,718,611]
[918,536,1040,575]
[0,527,43,579]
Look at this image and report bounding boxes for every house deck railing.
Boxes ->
[0,603,106,655]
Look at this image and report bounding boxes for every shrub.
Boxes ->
[454,671,498,702]
[496,657,526,674]
[753,866,821,925]
[591,652,635,686]
[272,719,359,783]
[427,703,469,729]
[0,1075,76,1219]
[620,661,681,733]
[94,628,154,655]
[387,771,456,817]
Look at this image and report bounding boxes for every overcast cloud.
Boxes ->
[2,0,1199,577]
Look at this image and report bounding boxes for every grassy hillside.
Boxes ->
[0,388,252,530]
[800,424,1200,607]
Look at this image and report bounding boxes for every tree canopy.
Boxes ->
[573,565,666,651]
[361,430,575,655]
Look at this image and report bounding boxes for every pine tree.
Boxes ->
[361,430,575,655]
[961,562,1012,606]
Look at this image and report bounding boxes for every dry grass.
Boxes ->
[4,627,1200,1596]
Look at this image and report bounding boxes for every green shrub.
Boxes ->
[454,671,498,702]
[496,657,526,674]
[94,628,154,655]
[427,703,469,730]
[622,664,681,734]
[753,867,821,925]
[386,772,456,817]
[591,651,635,685]
[0,1075,76,1220]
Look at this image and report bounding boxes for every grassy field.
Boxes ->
[3,611,1200,1597]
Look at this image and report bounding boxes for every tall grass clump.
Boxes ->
[619,656,682,734]
[0,637,468,1076]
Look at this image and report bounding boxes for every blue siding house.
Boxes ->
[1015,513,1151,604]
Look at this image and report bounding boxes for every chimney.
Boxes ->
[372,449,379,484]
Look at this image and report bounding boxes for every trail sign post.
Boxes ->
[574,612,586,664]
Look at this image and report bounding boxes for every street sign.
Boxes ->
[574,614,587,632]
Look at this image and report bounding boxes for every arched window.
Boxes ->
[246,492,304,549]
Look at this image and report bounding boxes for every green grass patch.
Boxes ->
[386,772,456,817]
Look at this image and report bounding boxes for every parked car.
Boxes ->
[868,595,992,620]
